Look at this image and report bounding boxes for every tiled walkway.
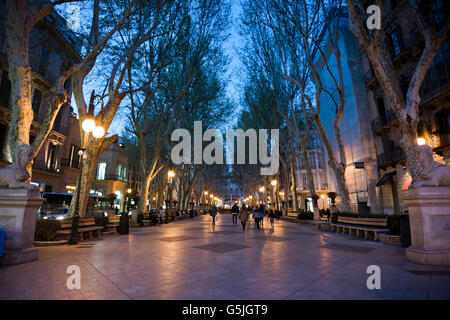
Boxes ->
[1,215,449,300]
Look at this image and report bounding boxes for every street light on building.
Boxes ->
[69,118,105,245]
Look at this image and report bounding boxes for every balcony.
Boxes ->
[97,174,128,183]
[377,147,405,169]
[420,55,450,105]
[429,131,450,150]
[371,109,398,134]
[33,160,60,174]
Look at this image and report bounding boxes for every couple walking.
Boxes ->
[233,204,270,231]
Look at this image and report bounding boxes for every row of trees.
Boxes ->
[233,0,448,213]
[5,0,231,216]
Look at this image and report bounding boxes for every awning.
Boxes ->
[376,171,396,187]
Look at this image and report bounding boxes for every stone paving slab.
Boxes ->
[1,215,450,300]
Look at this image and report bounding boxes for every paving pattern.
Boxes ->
[0,214,449,300]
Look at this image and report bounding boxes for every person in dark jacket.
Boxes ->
[231,203,239,224]
[210,206,218,226]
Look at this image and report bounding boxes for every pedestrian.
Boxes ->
[159,207,164,225]
[239,204,249,231]
[231,202,239,224]
[253,207,263,230]
[268,209,275,229]
[210,206,218,226]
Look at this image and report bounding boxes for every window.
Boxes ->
[97,162,107,180]
[432,0,445,25]
[117,164,122,178]
[389,27,404,56]
[69,144,80,168]
[0,71,11,108]
[122,167,127,179]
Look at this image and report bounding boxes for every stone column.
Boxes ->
[0,188,43,265]
[404,187,450,266]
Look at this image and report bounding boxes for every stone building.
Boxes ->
[93,142,129,211]
[358,0,449,214]
[294,140,329,211]
[312,10,381,214]
[0,4,83,193]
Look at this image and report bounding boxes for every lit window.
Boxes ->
[97,162,106,180]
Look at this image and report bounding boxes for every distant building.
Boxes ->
[93,142,129,211]
[0,5,83,194]
[294,139,329,211]
[312,10,381,214]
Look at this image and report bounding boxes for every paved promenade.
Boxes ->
[1,214,449,300]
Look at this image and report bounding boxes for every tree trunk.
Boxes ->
[289,153,299,212]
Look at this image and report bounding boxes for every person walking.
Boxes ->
[268,209,275,229]
[210,206,218,227]
[253,207,263,230]
[239,204,249,231]
[231,203,239,224]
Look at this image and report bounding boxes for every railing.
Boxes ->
[429,131,450,149]
[33,160,60,174]
[420,55,450,104]
[377,147,405,168]
[371,109,397,133]
[97,174,128,183]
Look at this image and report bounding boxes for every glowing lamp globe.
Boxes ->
[92,126,105,138]
[417,138,426,146]
[82,118,95,133]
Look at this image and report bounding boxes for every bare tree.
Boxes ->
[4,0,136,165]
[346,0,450,180]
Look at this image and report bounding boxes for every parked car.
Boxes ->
[42,207,69,220]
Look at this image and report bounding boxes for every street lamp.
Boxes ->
[271,179,279,211]
[167,169,175,212]
[259,186,265,205]
[69,118,105,245]
[417,137,426,146]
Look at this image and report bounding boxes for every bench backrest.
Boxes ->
[320,216,328,222]
[337,216,387,227]
[61,217,96,229]
[109,216,120,224]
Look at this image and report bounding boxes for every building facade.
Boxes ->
[93,142,129,211]
[0,4,83,194]
[294,142,329,211]
[359,0,449,214]
[313,11,382,214]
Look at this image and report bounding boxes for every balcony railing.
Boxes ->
[33,160,60,174]
[429,131,450,150]
[420,55,450,104]
[97,174,128,183]
[371,109,398,133]
[377,147,405,169]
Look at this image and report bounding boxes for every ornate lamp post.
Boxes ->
[69,117,105,245]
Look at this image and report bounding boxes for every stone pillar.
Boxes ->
[0,188,43,265]
[404,187,450,266]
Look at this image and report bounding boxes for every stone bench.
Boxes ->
[330,216,388,241]
[57,218,104,240]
